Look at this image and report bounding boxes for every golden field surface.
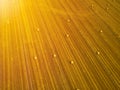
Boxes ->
[0,0,120,89]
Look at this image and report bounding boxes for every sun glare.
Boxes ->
[0,0,8,8]
[0,0,20,18]
[0,0,18,9]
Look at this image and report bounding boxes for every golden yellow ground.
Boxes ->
[0,0,120,89]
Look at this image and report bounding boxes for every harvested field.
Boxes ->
[0,0,120,89]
